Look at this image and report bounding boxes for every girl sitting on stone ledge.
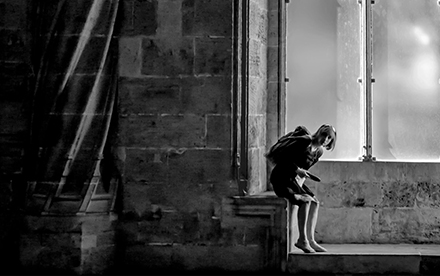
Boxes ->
[265,124,337,253]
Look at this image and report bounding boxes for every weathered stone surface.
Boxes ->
[267,10,279,47]
[119,76,232,115]
[0,74,29,102]
[182,0,232,37]
[81,245,116,274]
[315,207,373,243]
[122,244,262,273]
[0,29,28,62]
[249,0,268,45]
[206,115,231,148]
[267,46,279,82]
[118,0,157,36]
[316,181,382,208]
[248,115,265,148]
[249,77,267,115]
[0,0,28,28]
[119,115,206,148]
[122,182,156,218]
[0,102,27,134]
[141,37,194,76]
[380,181,417,207]
[247,147,267,195]
[168,149,231,185]
[313,161,440,183]
[415,181,440,208]
[182,76,232,114]
[194,37,232,76]
[156,0,181,37]
[288,251,421,275]
[119,37,142,77]
[372,208,440,243]
[124,148,168,183]
[308,161,440,243]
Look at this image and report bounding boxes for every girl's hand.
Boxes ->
[295,168,310,178]
[294,194,316,203]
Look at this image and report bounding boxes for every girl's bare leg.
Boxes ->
[307,200,327,252]
[294,201,315,253]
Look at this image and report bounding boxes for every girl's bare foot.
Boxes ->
[310,240,327,252]
[294,240,315,253]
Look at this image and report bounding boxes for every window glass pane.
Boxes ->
[287,0,361,160]
[372,0,440,161]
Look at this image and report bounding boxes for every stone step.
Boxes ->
[287,244,440,275]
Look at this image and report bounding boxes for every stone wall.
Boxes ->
[116,0,286,273]
[0,0,32,272]
[308,161,440,244]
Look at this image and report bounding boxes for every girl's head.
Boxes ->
[312,124,337,151]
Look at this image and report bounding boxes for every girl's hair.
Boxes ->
[313,124,337,151]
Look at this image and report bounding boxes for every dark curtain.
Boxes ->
[26,0,120,214]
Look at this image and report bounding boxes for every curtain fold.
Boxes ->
[26,0,120,214]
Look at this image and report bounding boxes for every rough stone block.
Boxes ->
[141,37,194,76]
[267,46,279,82]
[119,76,232,115]
[380,181,417,208]
[420,255,440,275]
[119,114,205,147]
[206,115,231,148]
[0,101,27,135]
[136,210,185,244]
[122,182,154,217]
[82,234,97,249]
[156,0,181,37]
[267,10,279,47]
[182,76,232,114]
[0,29,28,62]
[118,37,142,77]
[247,147,267,195]
[248,39,262,78]
[124,148,168,183]
[415,181,440,208]
[315,181,382,208]
[315,207,373,243]
[372,208,440,243]
[81,245,116,275]
[288,253,420,275]
[248,77,266,115]
[0,0,28,28]
[182,0,232,37]
[0,75,29,101]
[122,244,262,273]
[117,0,157,36]
[194,37,232,76]
[168,149,231,186]
[119,77,182,114]
[249,0,268,44]
[248,115,265,148]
